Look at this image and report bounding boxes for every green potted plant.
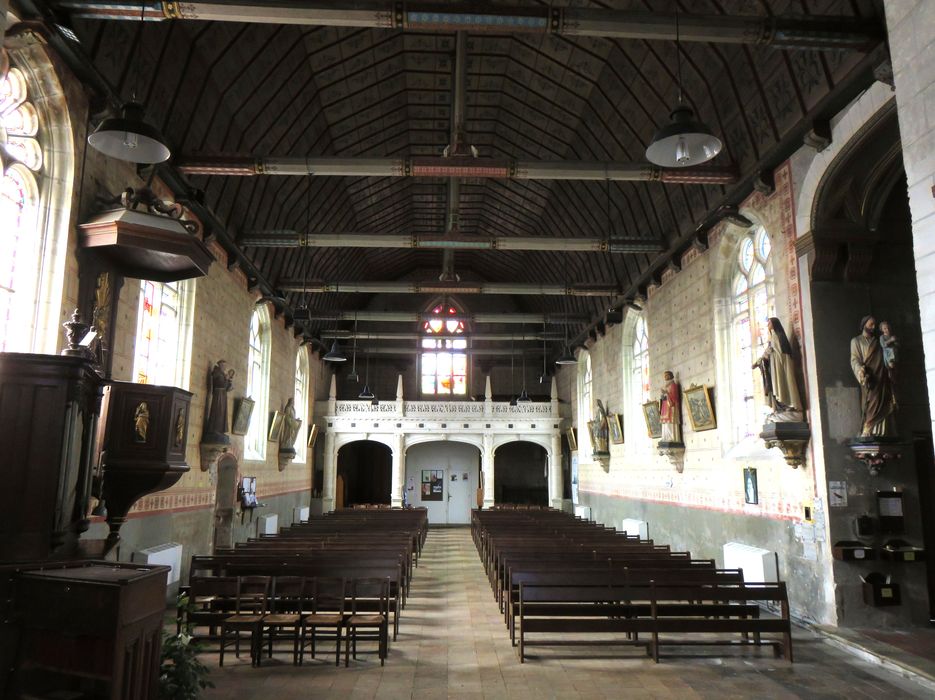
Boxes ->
[159,594,214,700]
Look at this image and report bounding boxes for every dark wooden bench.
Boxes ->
[517,581,792,663]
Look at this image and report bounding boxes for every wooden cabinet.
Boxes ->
[7,561,169,700]
[0,353,103,562]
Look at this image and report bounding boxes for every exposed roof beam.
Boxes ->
[242,231,665,254]
[283,281,618,296]
[323,331,563,342]
[343,347,545,356]
[304,310,585,324]
[176,156,737,184]
[58,2,881,50]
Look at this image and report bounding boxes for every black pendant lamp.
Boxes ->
[358,335,375,399]
[556,311,577,366]
[645,8,721,168]
[88,7,170,163]
[324,340,347,362]
[517,332,531,402]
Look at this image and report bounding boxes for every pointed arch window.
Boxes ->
[245,306,271,460]
[421,303,467,395]
[0,62,43,352]
[293,347,310,463]
[578,351,592,459]
[731,226,774,439]
[133,279,195,388]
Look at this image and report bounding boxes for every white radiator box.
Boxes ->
[620,518,649,540]
[293,506,310,523]
[574,505,592,521]
[257,513,279,536]
[133,542,183,586]
[723,542,779,582]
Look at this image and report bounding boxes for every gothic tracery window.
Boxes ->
[731,226,774,439]
[421,303,467,395]
[0,61,43,352]
[628,314,651,448]
[578,351,592,458]
[245,306,271,460]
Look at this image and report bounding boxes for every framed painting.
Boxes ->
[685,384,717,431]
[642,401,662,438]
[744,467,758,505]
[608,413,624,445]
[566,427,578,451]
[268,410,284,442]
[231,397,254,435]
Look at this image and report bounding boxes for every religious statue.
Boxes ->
[280,398,302,451]
[588,399,610,455]
[205,360,235,442]
[752,317,804,422]
[880,320,898,371]
[850,315,898,438]
[133,402,150,443]
[659,371,682,445]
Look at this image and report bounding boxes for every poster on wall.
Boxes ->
[571,454,579,505]
[421,469,444,501]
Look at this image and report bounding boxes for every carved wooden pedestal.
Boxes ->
[97,382,192,550]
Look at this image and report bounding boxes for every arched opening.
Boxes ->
[213,453,239,552]
[405,441,480,525]
[336,440,392,508]
[494,441,548,506]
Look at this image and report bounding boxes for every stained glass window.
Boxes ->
[421,303,467,395]
[0,60,43,352]
[731,226,774,439]
[245,306,271,460]
[132,279,194,388]
[293,348,310,463]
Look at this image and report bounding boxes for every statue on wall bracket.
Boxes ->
[588,399,611,467]
[657,370,685,471]
[847,315,902,475]
[200,360,234,470]
[277,397,302,471]
[755,317,811,468]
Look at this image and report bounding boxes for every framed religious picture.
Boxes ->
[608,413,624,445]
[231,397,254,435]
[307,423,319,448]
[744,467,758,505]
[268,410,284,442]
[642,401,662,438]
[685,384,717,431]
[566,427,578,451]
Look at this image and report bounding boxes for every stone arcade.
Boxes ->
[1,1,935,698]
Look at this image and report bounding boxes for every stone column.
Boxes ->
[390,432,405,507]
[482,432,495,508]
[549,431,563,509]
[885,1,935,432]
[322,430,336,513]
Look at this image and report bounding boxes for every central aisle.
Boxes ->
[204,527,930,699]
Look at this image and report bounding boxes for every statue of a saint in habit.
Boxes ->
[205,360,235,440]
[753,317,804,422]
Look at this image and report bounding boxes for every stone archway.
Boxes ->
[336,440,392,508]
[494,441,548,505]
[213,452,238,551]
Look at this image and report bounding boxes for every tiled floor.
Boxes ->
[201,528,932,699]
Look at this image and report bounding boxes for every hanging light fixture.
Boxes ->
[359,334,375,399]
[538,321,549,384]
[509,334,518,406]
[294,178,313,324]
[518,325,531,402]
[324,340,347,362]
[645,7,721,168]
[556,296,577,366]
[88,5,170,163]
